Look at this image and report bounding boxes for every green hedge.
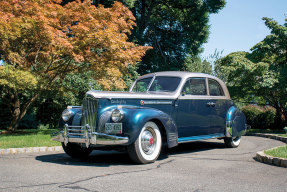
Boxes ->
[241,105,276,129]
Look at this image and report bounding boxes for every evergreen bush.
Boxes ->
[241,105,276,129]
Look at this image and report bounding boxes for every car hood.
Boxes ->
[86,90,178,100]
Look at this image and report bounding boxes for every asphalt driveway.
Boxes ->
[0,136,286,192]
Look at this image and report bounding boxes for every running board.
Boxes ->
[178,133,225,143]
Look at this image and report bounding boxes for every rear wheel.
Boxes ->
[62,143,92,159]
[128,122,162,164]
[224,136,241,148]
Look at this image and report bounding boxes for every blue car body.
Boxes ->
[55,71,246,163]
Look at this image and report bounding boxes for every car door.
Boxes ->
[207,78,230,135]
[175,77,211,137]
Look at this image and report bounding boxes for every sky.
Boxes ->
[202,0,287,59]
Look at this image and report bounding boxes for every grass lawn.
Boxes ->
[0,129,61,149]
[265,145,287,159]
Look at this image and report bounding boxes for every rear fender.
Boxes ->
[226,106,247,138]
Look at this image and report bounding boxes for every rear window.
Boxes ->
[208,79,224,96]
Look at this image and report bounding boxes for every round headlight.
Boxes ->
[62,109,74,122]
[111,109,123,122]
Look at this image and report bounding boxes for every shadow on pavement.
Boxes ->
[36,150,134,167]
[166,140,226,155]
[36,139,226,166]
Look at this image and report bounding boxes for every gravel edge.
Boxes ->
[246,133,287,168]
[0,146,63,155]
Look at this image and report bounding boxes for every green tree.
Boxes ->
[184,55,212,74]
[131,0,226,74]
[36,71,102,128]
[0,0,149,132]
[215,17,287,128]
[83,0,226,74]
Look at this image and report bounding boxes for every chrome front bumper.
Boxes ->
[53,124,129,148]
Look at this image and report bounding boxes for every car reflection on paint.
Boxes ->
[54,71,247,164]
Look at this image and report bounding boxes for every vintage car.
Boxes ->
[54,71,246,164]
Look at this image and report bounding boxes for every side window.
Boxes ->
[182,78,207,95]
[208,79,224,96]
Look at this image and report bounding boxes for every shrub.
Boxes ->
[0,98,11,129]
[241,105,276,129]
[36,98,64,129]
[18,112,39,129]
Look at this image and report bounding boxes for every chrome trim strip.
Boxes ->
[142,100,173,105]
[178,96,228,100]
[168,133,178,142]
[95,132,129,145]
[67,106,82,109]
[178,133,225,143]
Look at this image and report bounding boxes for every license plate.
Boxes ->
[105,123,122,134]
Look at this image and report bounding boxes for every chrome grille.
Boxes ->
[81,96,98,132]
[65,125,85,138]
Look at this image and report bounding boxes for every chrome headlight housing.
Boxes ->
[111,109,124,122]
[62,109,74,122]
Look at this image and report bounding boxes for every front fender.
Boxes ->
[58,107,82,129]
[98,105,178,148]
[226,106,247,138]
[122,107,178,148]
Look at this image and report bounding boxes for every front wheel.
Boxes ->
[224,136,241,148]
[128,122,162,164]
[62,143,92,159]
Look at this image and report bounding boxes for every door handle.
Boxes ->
[207,102,216,107]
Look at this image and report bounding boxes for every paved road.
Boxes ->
[0,136,286,192]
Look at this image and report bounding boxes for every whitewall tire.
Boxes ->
[128,121,162,164]
[224,136,241,148]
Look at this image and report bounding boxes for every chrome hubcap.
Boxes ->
[141,127,156,155]
[232,136,241,144]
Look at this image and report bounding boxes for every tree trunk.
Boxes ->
[7,93,20,132]
[7,93,39,132]
[274,107,285,129]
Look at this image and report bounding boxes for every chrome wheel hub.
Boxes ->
[141,128,156,155]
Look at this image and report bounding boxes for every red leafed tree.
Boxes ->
[0,0,151,131]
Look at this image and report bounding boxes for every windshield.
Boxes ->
[132,77,153,92]
[132,76,181,92]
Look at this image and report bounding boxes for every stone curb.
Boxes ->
[246,132,287,168]
[0,146,63,155]
[246,132,287,143]
[256,149,287,168]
